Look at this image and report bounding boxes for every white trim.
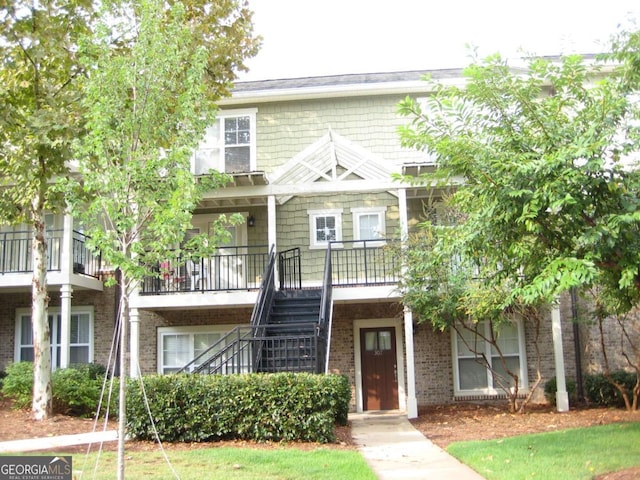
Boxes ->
[307,208,343,249]
[353,317,406,414]
[350,206,387,246]
[451,319,528,397]
[192,108,257,175]
[15,306,95,369]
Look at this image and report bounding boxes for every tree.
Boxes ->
[64,0,258,476]
[397,48,640,409]
[398,212,545,413]
[0,0,95,420]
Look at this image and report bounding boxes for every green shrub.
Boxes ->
[52,363,115,417]
[1,362,34,409]
[126,373,351,444]
[544,376,578,406]
[584,371,637,407]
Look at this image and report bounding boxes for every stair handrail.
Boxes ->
[278,247,302,290]
[249,245,276,369]
[177,325,253,374]
[250,245,276,328]
[318,244,334,373]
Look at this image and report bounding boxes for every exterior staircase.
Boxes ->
[258,289,322,373]
[179,247,332,376]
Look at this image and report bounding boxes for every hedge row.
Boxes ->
[1,362,116,417]
[126,372,350,443]
[545,370,638,407]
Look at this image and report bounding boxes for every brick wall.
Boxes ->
[412,324,455,405]
[136,307,254,375]
[0,283,117,371]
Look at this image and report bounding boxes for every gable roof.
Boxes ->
[270,130,396,204]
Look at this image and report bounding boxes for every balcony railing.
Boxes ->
[140,244,270,294]
[0,229,100,278]
[329,239,399,287]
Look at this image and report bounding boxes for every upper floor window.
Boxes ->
[193,109,257,175]
[308,209,343,249]
[351,207,387,245]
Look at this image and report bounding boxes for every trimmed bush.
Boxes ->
[126,372,351,443]
[1,362,34,409]
[52,363,115,417]
[584,371,637,407]
[543,376,578,406]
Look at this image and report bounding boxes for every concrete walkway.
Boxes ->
[350,411,485,480]
[0,430,118,453]
[0,414,485,479]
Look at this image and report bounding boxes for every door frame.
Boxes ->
[354,317,406,413]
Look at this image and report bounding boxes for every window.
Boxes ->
[193,109,257,175]
[452,320,527,395]
[307,209,343,249]
[351,207,387,245]
[157,326,248,374]
[16,308,93,369]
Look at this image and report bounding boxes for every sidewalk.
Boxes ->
[350,411,485,480]
[0,430,118,453]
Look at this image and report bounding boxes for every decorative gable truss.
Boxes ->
[270,129,397,203]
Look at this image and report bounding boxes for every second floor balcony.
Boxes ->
[0,230,101,279]
[139,239,400,296]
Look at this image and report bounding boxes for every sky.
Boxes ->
[239,0,639,81]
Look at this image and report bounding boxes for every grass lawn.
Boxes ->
[66,446,376,479]
[447,422,640,480]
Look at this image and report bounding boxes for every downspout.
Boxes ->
[571,287,584,402]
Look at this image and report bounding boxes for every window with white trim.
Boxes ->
[307,209,343,249]
[193,109,257,175]
[16,308,93,369]
[452,320,527,395]
[351,207,387,245]
[157,325,248,374]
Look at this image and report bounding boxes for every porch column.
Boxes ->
[59,284,73,369]
[61,212,73,275]
[398,188,418,418]
[267,195,278,285]
[552,300,569,412]
[129,308,140,378]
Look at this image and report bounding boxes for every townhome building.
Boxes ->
[0,68,621,418]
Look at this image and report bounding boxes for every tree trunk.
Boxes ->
[117,274,129,480]
[31,204,52,420]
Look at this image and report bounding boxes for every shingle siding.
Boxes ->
[253,96,427,173]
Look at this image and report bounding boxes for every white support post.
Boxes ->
[61,213,73,275]
[129,308,140,378]
[552,300,570,412]
[398,188,418,418]
[268,195,278,286]
[59,284,73,369]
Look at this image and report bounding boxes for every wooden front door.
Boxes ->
[360,327,399,410]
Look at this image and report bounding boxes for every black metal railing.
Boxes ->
[317,247,333,373]
[329,239,399,286]
[249,246,276,368]
[72,231,101,278]
[178,326,255,374]
[177,324,321,375]
[278,247,302,290]
[0,229,100,277]
[140,244,270,294]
